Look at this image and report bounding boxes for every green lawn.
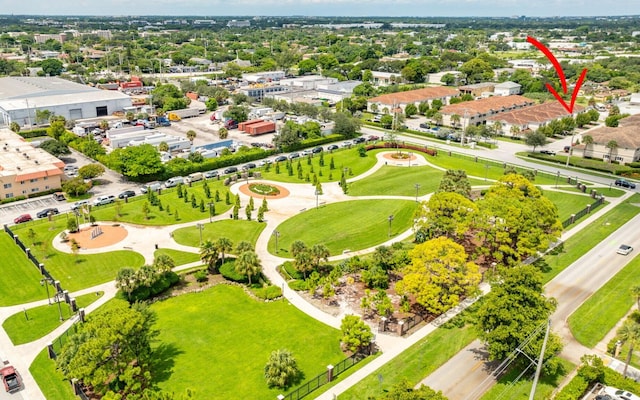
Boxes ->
[269,200,418,256]
[537,193,640,284]
[349,165,485,197]
[172,219,266,249]
[542,190,597,222]
[480,359,574,400]
[152,285,345,399]
[341,314,477,399]
[12,221,145,292]
[569,255,640,348]
[428,152,558,185]
[259,147,379,183]
[30,349,76,400]
[91,180,233,226]
[0,232,50,306]
[153,248,201,266]
[3,292,104,345]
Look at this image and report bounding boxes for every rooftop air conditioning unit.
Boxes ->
[34,160,39,164]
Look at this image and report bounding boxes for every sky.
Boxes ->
[0,0,639,17]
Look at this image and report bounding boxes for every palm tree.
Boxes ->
[433,112,443,127]
[186,129,197,144]
[290,240,307,258]
[632,285,640,310]
[310,244,330,268]
[216,237,233,264]
[153,254,175,273]
[510,125,521,138]
[450,114,461,128]
[606,140,618,163]
[158,141,169,152]
[116,267,137,301]
[264,349,300,389]
[293,251,314,279]
[235,250,262,285]
[236,240,254,254]
[492,121,503,136]
[200,240,220,272]
[583,135,594,157]
[218,127,228,139]
[99,119,109,131]
[618,321,640,378]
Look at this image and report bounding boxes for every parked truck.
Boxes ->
[168,108,201,121]
[155,116,171,127]
[1,366,20,393]
[247,121,276,135]
[223,119,238,130]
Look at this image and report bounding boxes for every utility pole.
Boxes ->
[529,319,551,400]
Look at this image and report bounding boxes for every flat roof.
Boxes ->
[0,129,65,180]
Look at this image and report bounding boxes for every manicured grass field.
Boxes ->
[341,314,477,399]
[30,349,76,400]
[427,152,558,185]
[568,255,640,348]
[539,193,640,284]
[3,291,104,345]
[269,200,418,256]
[12,221,145,292]
[259,147,379,183]
[91,180,232,226]
[172,219,266,249]
[152,285,345,399]
[348,165,486,197]
[153,248,201,266]
[0,232,50,306]
[480,358,574,400]
[542,190,597,222]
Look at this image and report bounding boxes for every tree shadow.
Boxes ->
[149,342,184,384]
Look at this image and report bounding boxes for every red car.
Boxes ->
[1,365,20,392]
[13,214,32,224]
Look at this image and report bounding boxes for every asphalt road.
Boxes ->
[421,210,640,400]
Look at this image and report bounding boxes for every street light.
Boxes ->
[565,130,576,167]
[208,202,214,223]
[414,183,421,202]
[196,223,204,245]
[40,278,52,305]
[388,215,394,238]
[555,171,560,188]
[273,230,280,254]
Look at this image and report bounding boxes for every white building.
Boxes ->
[0,77,132,128]
[494,81,522,96]
[242,71,286,83]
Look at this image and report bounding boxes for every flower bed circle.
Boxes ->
[390,152,410,159]
[249,183,281,196]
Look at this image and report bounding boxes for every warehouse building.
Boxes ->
[0,77,132,128]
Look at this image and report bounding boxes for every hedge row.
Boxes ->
[282,134,345,153]
[526,153,640,177]
[19,128,49,139]
[365,142,437,156]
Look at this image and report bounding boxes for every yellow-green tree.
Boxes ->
[396,237,481,315]
[415,191,477,241]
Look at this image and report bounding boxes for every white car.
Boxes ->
[300,150,312,156]
[93,195,116,206]
[617,244,634,256]
[71,200,89,210]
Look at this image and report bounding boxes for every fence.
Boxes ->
[561,195,605,228]
[280,352,367,400]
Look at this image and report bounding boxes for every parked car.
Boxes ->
[203,170,219,179]
[63,165,77,173]
[540,150,556,156]
[118,190,136,199]
[367,135,379,142]
[52,192,66,201]
[13,214,32,224]
[36,208,59,218]
[71,200,89,210]
[93,195,116,206]
[258,159,273,167]
[563,145,571,152]
[223,166,238,174]
[140,182,162,194]
[419,123,430,129]
[186,172,204,183]
[618,244,634,256]
[327,144,339,151]
[372,115,382,122]
[353,137,366,144]
[341,141,353,147]
[164,176,185,188]
[288,152,300,160]
[300,150,311,156]
[312,146,323,154]
[615,179,637,189]
[242,163,257,170]
[1,366,20,393]
[274,155,288,162]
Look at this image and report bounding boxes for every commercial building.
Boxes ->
[0,77,133,128]
[572,114,640,163]
[0,129,64,200]
[367,86,460,113]
[486,102,585,137]
[439,95,535,128]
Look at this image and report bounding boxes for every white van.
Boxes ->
[186,172,203,183]
[164,176,185,188]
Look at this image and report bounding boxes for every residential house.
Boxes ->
[572,115,640,163]
[439,95,535,128]
[367,87,460,114]
[486,102,584,137]
[458,82,496,98]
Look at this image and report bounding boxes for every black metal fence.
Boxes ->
[561,195,605,228]
[281,353,367,400]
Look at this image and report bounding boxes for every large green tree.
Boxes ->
[109,144,164,179]
[416,192,477,241]
[78,163,105,180]
[264,349,300,389]
[340,315,373,354]
[396,237,481,315]
[39,139,70,157]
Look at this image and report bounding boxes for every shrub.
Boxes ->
[194,270,208,282]
[280,261,303,280]
[554,376,588,400]
[253,285,282,300]
[220,260,248,283]
[288,280,308,291]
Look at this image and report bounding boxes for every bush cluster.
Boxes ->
[128,271,180,302]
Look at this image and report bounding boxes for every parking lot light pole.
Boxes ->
[40,278,51,305]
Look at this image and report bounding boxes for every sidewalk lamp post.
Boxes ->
[388,215,394,238]
[55,291,64,321]
[315,188,320,209]
[414,183,421,202]
[196,223,204,245]
[40,278,52,305]
[273,230,280,254]
[409,152,413,167]
[555,171,560,188]
[484,164,489,181]
[208,202,214,223]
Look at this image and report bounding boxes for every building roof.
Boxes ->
[495,81,521,89]
[458,82,496,91]
[368,86,460,105]
[583,124,640,150]
[486,102,585,125]
[0,129,65,181]
[440,95,534,116]
[0,76,131,112]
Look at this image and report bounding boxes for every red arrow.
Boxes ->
[526,36,588,114]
